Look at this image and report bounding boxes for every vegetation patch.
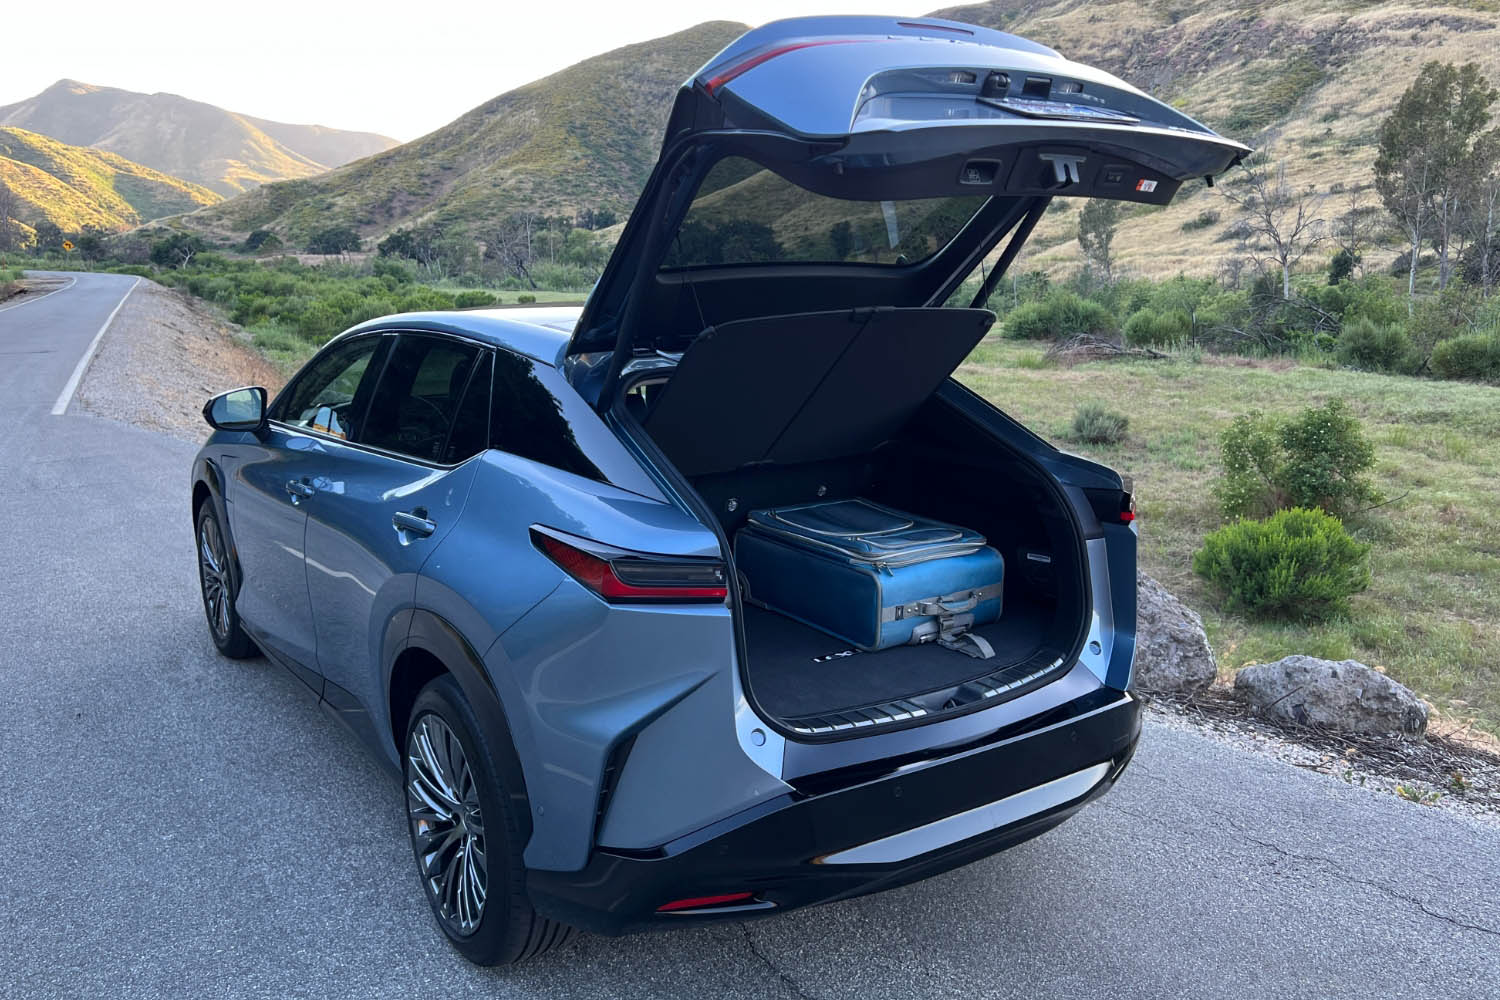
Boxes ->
[1193,508,1372,622]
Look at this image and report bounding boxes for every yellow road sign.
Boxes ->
[62,240,74,252]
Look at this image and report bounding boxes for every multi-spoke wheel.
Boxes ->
[402,675,576,965]
[407,714,488,935]
[195,502,257,658]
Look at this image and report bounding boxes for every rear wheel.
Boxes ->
[195,502,258,658]
[403,675,575,964]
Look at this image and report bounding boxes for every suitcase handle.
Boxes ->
[914,595,981,615]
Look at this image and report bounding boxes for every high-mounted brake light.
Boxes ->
[702,39,865,94]
[657,892,755,913]
[532,529,727,603]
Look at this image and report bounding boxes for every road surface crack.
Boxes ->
[736,924,825,1000]
[1111,804,1499,938]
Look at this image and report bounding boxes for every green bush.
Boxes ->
[1001,291,1115,340]
[452,290,499,308]
[1180,210,1220,232]
[1430,334,1500,382]
[1123,308,1191,348]
[1193,507,1371,621]
[1069,402,1129,444]
[1215,399,1379,519]
[517,293,537,304]
[1335,317,1413,373]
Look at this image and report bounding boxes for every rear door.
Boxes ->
[301,332,491,715]
[564,15,1249,388]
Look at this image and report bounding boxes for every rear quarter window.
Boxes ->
[490,349,662,499]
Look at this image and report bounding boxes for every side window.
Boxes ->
[275,337,382,440]
[491,349,605,481]
[443,351,491,464]
[359,334,480,462]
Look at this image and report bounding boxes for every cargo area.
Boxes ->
[623,307,1092,734]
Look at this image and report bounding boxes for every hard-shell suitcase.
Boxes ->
[735,498,1004,658]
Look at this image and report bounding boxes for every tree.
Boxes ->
[1076,198,1122,282]
[1219,153,1326,300]
[73,225,111,262]
[150,231,205,269]
[1375,61,1500,298]
[0,182,19,253]
[485,213,540,288]
[1460,166,1500,296]
[32,219,65,255]
[306,226,362,255]
[1331,186,1377,278]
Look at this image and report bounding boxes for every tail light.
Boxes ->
[702,39,865,93]
[531,527,727,603]
[1083,486,1137,526]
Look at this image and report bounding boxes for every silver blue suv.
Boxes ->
[191,15,1247,965]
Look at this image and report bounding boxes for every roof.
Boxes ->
[342,305,584,365]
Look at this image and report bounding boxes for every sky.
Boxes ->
[1,1,955,142]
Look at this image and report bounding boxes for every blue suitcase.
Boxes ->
[735,498,1004,659]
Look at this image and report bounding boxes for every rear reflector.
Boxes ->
[703,39,865,93]
[657,892,755,913]
[532,529,727,603]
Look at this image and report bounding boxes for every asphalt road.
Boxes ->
[3,272,1496,999]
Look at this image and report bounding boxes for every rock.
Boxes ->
[1134,572,1217,693]
[1234,655,1429,738]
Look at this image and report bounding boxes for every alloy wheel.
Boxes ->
[198,515,231,641]
[406,713,488,936]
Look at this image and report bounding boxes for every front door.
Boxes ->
[231,335,386,676]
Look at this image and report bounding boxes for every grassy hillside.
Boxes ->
[932,0,1500,277]
[958,339,1500,734]
[0,127,220,231]
[0,80,398,196]
[176,21,747,245]
[174,4,1500,273]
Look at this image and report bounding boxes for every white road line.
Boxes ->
[50,276,141,417]
[0,275,77,314]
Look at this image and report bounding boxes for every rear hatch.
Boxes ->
[563,13,1249,382]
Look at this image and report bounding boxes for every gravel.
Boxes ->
[75,279,284,442]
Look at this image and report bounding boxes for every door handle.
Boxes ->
[285,479,315,503]
[393,510,436,540]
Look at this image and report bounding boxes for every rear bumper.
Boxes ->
[527,688,1140,935]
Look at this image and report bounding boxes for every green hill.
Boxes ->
[928,0,1500,277]
[176,21,747,245]
[175,5,1500,276]
[0,80,398,196]
[0,126,221,232]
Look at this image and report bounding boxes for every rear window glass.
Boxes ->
[662,156,985,269]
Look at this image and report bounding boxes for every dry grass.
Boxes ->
[957,338,1500,735]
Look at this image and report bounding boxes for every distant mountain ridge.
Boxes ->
[173,4,1500,277]
[176,21,748,244]
[0,126,220,234]
[0,80,398,196]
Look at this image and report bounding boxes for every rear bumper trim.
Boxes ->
[817,761,1110,865]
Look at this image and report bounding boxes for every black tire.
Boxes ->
[195,502,258,659]
[403,674,576,965]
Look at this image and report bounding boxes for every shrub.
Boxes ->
[517,293,537,304]
[1278,399,1379,515]
[1001,291,1115,340]
[1069,402,1129,444]
[1180,210,1220,232]
[1335,317,1413,373]
[452,290,499,308]
[1123,308,1191,348]
[1430,334,1500,382]
[1193,507,1371,621]
[1215,399,1379,519]
[1326,248,1359,285]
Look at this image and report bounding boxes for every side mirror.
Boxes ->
[203,386,268,433]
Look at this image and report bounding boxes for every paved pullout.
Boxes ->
[2,272,1496,999]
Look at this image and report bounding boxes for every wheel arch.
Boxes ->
[386,609,533,845]
[191,457,241,594]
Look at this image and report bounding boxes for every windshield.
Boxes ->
[662,156,987,269]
